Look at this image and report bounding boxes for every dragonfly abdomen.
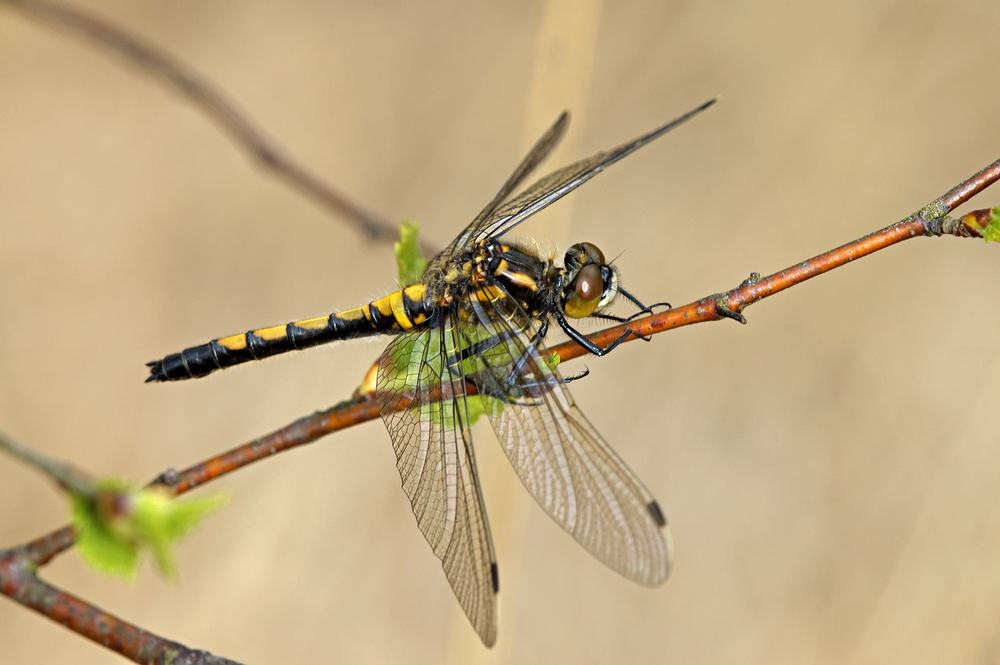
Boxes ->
[146,283,434,382]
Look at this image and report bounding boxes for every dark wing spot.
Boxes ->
[491,562,500,593]
[647,501,666,527]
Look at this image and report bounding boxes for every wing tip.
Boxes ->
[662,524,675,584]
[554,110,570,132]
[479,568,500,648]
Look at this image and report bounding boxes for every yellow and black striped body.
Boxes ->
[146,284,435,382]
[148,238,593,383]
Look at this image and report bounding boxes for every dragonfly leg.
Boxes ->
[497,320,549,383]
[556,313,642,356]
[449,324,536,371]
[510,320,590,385]
[590,311,655,342]
[560,366,590,383]
[599,287,671,342]
[463,372,545,407]
[591,312,630,324]
[618,286,671,318]
[625,302,671,320]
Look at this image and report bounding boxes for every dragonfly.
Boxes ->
[147,97,716,646]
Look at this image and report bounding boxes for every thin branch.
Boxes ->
[163,395,381,494]
[940,158,1000,210]
[552,160,1000,363]
[0,0,414,249]
[0,542,243,665]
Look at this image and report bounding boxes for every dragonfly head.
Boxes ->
[561,242,619,319]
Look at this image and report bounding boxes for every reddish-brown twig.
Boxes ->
[552,160,1000,363]
[1,535,242,664]
[0,0,411,250]
[2,149,996,662]
[165,396,381,494]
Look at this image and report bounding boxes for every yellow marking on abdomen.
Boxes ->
[370,295,395,317]
[293,316,329,330]
[217,334,247,351]
[253,325,288,341]
[403,283,430,325]
[336,307,366,321]
[403,283,427,301]
[389,292,413,330]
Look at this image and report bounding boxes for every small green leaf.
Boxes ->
[395,221,429,287]
[71,480,140,581]
[131,487,229,579]
[984,207,1000,243]
[71,478,228,581]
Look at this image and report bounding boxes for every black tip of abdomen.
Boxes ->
[145,351,198,382]
[145,360,166,382]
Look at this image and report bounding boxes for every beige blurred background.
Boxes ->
[2,1,999,663]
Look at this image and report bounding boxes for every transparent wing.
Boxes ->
[443,111,570,258]
[376,319,499,647]
[469,98,716,247]
[459,284,672,586]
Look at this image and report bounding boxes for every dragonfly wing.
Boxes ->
[472,98,716,246]
[461,287,671,586]
[376,322,499,647]
[493,377,671,586]
[444,111,570,256]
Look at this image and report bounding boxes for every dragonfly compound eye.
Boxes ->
[564,263,604,318]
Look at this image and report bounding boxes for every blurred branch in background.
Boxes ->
[0,430,94,497]
[0,0,420,251]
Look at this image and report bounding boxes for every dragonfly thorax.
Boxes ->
[468,239,550,311]
[471,238,620,323]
